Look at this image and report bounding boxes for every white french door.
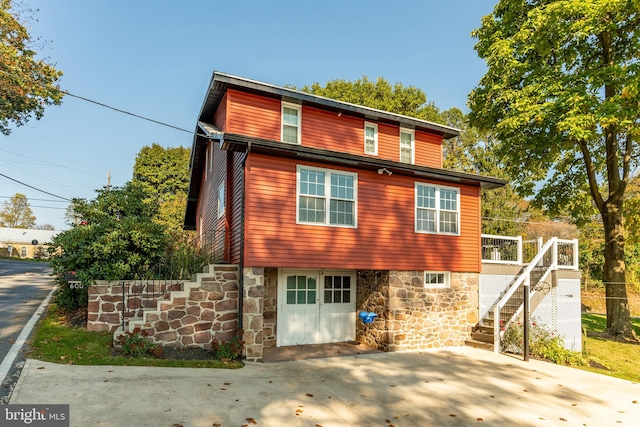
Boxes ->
[277,269,356,346]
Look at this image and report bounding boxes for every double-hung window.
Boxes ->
[400,128,414,164]
[297,165,357,227]
[282,102,301,144]
[364,122,378,155]
[415,183,459,234]
[217,179,225,219]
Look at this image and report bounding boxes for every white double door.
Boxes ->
[277,269,356,347]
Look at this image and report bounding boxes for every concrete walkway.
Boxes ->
[9,347,640,426]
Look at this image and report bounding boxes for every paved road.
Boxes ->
[0,259,55,403]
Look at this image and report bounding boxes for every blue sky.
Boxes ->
[1,0,495,231]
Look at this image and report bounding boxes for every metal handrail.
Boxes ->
[492,237,558,352]
[119,228,226,332]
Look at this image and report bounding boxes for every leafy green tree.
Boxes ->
[469,0,639,339]
[0,192,35,228]
[0,0,63,135]
[301,76,442,122]
[49,182,168,290]
[131,143,191,236]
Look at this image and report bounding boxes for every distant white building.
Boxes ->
[0,227,58,259]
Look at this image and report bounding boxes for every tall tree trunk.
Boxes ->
[602,201,637,340]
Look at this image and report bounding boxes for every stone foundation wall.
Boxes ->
[356,270,390,350]
[88,281,180,333]
[242,267,265,362]
[386,271,479,351]
[263,268,278,348]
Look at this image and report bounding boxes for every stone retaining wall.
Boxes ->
[88,280,180,333]
[87,265,241,350]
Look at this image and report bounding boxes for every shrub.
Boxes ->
[119,329,162,358]
[52,279,89,312]
[501,317,587,366]
[211,333,244,360]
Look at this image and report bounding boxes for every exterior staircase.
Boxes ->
[466,238,560,352]
[113,264,240,349]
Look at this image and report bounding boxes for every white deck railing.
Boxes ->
[481,234,578,270]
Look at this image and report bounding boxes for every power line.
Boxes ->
[0,68,208,139]
[0,173,71,201]
[0,148,104,178]
[0,195,68,203]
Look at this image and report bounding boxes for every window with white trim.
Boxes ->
[205,144,209,180]
[400,128,414,164]
[282,102,301,144]
[217,179,225,219]
[364,122,378,155]
[415,183,460,234]
[424,271,450,288]
[20,246,28,258]
[297,165,357,227]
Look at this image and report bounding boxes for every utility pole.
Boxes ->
[107,171,111,191]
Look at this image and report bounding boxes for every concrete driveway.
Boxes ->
[9,347,640,426]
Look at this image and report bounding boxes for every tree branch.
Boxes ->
[578,139,604,213]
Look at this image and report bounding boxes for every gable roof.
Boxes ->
[0,227,58,245]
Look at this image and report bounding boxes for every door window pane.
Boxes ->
[343,291,351,303]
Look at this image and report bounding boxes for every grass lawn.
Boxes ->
[28,305,243,369]
[578,313,640,382]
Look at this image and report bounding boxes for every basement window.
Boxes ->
[424,271,450,289]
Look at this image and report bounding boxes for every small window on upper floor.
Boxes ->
[364,122,378,155]
[217,179,225,219]
[282,102,301,144]
[205,144,210,180]
[400,129,415,164]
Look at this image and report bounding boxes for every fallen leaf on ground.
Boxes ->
[306,393,314,397]
[212,423,221,427]
[37,367,45,370]
[572,404,577,407]
[477,418,483,421]
[450,414,457,417]
[246,418,257,425]
[224,382,231,385]
[560,418,567,421]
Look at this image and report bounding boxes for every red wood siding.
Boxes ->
[228,151,245,264]
[415,129,442,168]
[214,92,228,131]
[196,140,228,258]
[226,89,280,140]
[223,90,445,167]
[244,153,481,272]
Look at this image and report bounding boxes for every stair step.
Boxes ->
[471,331,494,343]
[465,339,494,351]
[474,325,494,334]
